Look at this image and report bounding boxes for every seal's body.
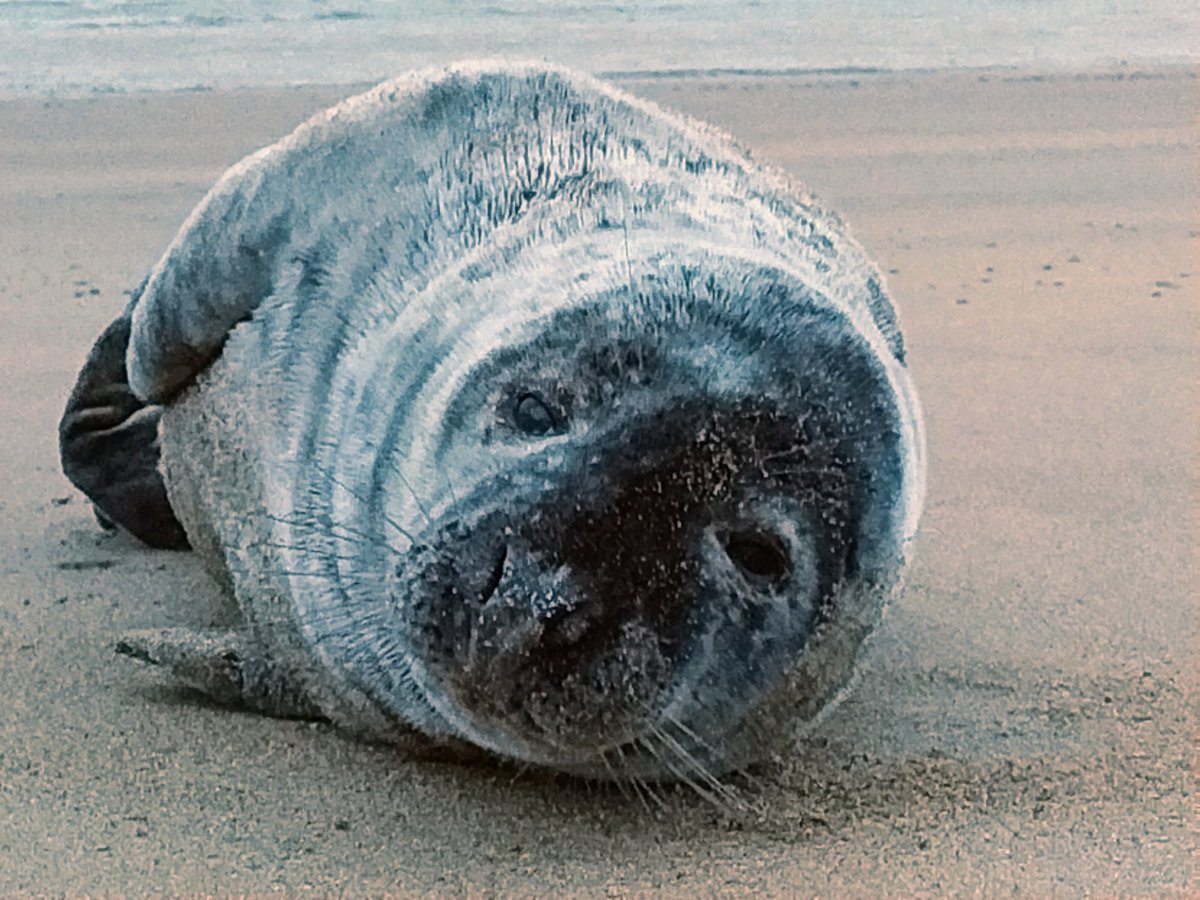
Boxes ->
[60,62,924,780]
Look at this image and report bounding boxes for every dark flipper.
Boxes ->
[59,313,190,550]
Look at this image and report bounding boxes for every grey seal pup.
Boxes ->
[59,61,925,781]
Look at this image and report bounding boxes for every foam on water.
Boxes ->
[1,0,1196,96]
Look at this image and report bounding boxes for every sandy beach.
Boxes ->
[0,67,1194,893]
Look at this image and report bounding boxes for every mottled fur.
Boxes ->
[61,62,925,781]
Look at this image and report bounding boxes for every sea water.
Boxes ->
[0,0,1195,96]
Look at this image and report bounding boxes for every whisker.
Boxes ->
[247,540,368,564]
[619,189,638,304]
[444,468,463,522]
[639,776,665,812]
[383,456,435,528]
[612,744,655,814]
[261,511,396,555]
[216,601,397,636]
[597,749,634,805]
[650,723,743,811]
[507,761,532,786]
[639,733,729,811]
[324,470,419,546]
[660,712,764,795]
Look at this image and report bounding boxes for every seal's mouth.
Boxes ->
[392,398,857,775]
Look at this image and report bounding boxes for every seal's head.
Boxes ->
[319,234,923,781]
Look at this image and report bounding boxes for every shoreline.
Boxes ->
[1,59,1193,103]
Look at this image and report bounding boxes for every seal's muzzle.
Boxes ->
[404,398,855,760]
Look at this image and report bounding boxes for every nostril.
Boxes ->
[721,529,792,587]
[480,544,507,603]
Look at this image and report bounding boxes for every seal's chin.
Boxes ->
[392,400,848,778]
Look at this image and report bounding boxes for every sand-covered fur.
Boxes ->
[63,62,923,780]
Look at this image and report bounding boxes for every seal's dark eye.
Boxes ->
[513,392,558,436]
[722,529,792,587]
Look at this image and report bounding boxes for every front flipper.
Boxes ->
[116,627,322,720]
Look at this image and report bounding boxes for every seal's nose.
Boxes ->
[536,459,701,656]
[524,518,796,669]
[516,403,810,656]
